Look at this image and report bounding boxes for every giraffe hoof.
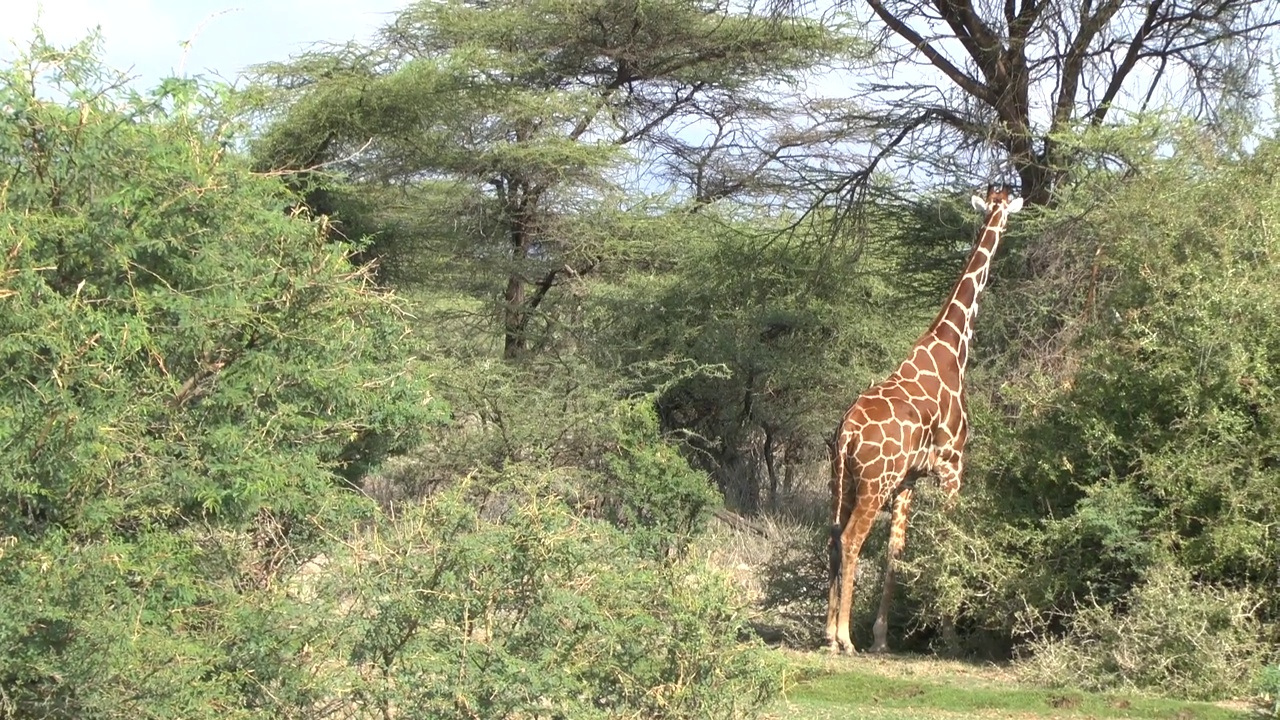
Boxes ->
[868,642,889,654]
[832,639,857,656]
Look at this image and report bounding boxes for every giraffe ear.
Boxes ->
[969,195,987,213]
[1006,197,1025,214]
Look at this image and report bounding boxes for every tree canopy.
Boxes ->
[824,0,1278,204]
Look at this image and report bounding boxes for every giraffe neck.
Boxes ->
[921,208,1010,374]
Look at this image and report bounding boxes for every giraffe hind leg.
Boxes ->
[826,429,853,653]
[825,521,844,652]
[833,498,881,655]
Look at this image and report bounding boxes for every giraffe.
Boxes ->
[825,184,1024,655]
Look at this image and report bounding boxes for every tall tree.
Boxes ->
[828,0,1278,204]
[252,0,861,359]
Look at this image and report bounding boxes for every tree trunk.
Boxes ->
[1015,159,1054,208]
[501,184,539,360]
[503,273,527,360]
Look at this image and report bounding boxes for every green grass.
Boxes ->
[768,653,1251,720]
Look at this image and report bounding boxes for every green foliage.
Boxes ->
[253,0,857,173]
[1004,131,1280,603]
[249,0,865,358]
[882,124,1280,696]
[331,471,782,719]
[892,486,1040,657]
[21,0,1280,714]
[381,350,723,561]
[0,35,440,718]
[0,36,439,537]
[587,207,919,510]
[1018,564,1268,700]
[0,526,344,719]
[1258,664,1280,718]
[14,2,1279,714]
[599,397,719,558]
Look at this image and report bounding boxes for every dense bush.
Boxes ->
[0,35,782,719]
[0,36,439,717]
[329,471,781,720]
[587,208,918,513]
[1018,564,1269,699]
[375,353,724,559]
[0,37,438,538]
[597,396,720,559]
[13,9,1280,713]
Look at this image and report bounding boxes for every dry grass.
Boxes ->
[781,647,1016,684]
[693,466,899,649]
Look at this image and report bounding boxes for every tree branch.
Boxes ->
[864,0,999,105]
[933,0,1005,80]
[616,82,708,144]
[1053,0,1125,129]
[1088,0,1165,125]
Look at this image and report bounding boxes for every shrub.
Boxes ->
[379,349,723,561]
[0,34,439,718]
[1258,664,1280,718]
[877,127,1280,673]
[0,34,438,537]
[597,397,719,559]
[327,470,782,720]
[1017,563,1268,700]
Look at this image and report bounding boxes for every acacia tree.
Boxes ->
[252,0,861,360]
[833,0,1279,204]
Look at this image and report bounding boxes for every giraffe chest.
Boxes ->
[890,392,966,466]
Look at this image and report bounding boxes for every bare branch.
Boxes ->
[864,0,999,104]
[1053,0,1125,129]
[1089,0,1165,125]
[847,0,1277,204]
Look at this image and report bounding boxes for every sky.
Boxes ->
[5,0,411,88]
[7,0,1271,194]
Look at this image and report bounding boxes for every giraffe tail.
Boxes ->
[829,429,847,581]
[829,523,842,580]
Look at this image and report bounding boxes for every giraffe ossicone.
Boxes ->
[825,185,1023,656]
[971,193,1024,215]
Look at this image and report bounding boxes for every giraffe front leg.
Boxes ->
[932,454,964,649]
[871,486,915,653]
[935,448,963,505]
[826,459,852,654]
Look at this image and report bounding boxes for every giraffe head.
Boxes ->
[969,184,1024,217]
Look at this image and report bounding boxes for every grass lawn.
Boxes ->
[768,651,1252,720]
